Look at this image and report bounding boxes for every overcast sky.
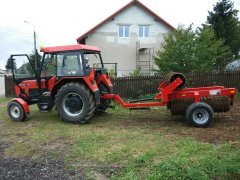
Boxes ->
[0,0,239,69]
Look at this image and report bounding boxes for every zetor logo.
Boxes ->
[20,83,32,87]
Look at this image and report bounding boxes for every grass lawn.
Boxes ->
[0,97,240,179]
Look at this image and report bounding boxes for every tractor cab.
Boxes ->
[41,45,106,78]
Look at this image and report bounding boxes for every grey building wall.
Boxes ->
[85,4,172,76]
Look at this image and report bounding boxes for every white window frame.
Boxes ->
[118,25,129,38]
[139,25,149,38]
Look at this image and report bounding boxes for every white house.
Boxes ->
[0,69,6,75]
[77,0,174,76]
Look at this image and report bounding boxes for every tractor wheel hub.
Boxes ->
[63,93,84,116]
[197,113,203,118]
[10,106,20,118]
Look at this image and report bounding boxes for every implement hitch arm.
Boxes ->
[101,94,164,108]
[101,77,183,108]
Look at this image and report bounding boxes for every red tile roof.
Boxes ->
[76,0,175,42]
[40,44,100,53]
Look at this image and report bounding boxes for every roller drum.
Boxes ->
[164,72,186,90]
[168,96,231,116]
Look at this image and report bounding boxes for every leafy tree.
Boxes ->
[26,50,42,74]
[195,27,231,71]
[29,50,42,69]
[5,57,17,70]
[155,26,195,74]
[154,26,231,74]
[206,0,240,57]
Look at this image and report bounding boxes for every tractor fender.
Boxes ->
[50,71,101,105]
[12,98,30,114]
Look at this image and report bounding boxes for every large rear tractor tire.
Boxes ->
[55,83,96,123]
[186,102,214,127]
[7,101,27,122]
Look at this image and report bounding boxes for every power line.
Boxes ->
[0,25,34,38]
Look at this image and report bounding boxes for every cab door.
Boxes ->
[10,54,44,99]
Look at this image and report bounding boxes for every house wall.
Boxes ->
[0,75,5,96]
[85,4,172,76]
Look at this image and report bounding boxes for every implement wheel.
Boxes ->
[186,102,214,127]
[7,101,26,122]
[55,83,96,124]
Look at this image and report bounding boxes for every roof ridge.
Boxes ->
[76,0,175,42]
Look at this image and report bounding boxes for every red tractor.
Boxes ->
[7,44,237,127]
[7,44,112,123]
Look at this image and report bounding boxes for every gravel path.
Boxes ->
[0,141,83,180]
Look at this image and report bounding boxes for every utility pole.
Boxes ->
[24,21,37,70]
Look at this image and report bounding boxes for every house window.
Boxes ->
[139,26,149,37]
[118,25,129,38]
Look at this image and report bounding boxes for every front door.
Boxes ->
[10,54,42,99]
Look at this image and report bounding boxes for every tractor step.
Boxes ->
[129,107,150,110]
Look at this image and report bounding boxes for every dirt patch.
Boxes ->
[0,140,82,179]
[0,140,10,158]
[177,98,240,143]
[0,157,82,180]
[117,98,240,144]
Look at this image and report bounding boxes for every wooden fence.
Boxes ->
[112,72,240,98]
[112,76,164,98]
[4,72,240,98]
[4,75,15,97]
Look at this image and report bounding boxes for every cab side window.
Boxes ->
[56,52,83,76]
[41,54,57,77]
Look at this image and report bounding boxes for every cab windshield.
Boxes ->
[83,51,103,69]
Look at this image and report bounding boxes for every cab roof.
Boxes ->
[40,44,101,53]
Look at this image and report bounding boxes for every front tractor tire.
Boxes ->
[7,101,27,122]
[186,102,214,127]
[55,83,96,124]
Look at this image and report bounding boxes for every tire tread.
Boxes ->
[55,82,96,124]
